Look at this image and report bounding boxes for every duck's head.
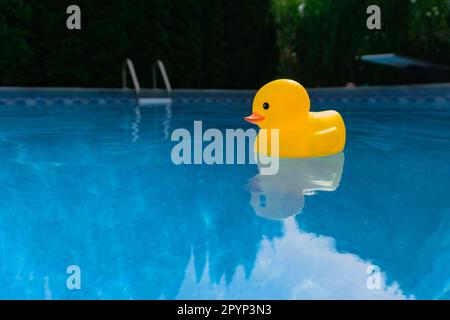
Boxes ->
[245,79,310,129]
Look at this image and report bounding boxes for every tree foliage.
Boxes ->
[0,0,448,88]
[274,0,450,86]
[0,0,34,85]
[0,0,278,88]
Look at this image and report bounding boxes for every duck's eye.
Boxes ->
[263,102,270,110]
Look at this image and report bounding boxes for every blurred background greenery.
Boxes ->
[0,0,449,88]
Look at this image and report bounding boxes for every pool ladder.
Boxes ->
[122,58,172,105]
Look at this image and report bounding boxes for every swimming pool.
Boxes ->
[0,85,449,300]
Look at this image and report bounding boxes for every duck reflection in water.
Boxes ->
[248,153,345,220]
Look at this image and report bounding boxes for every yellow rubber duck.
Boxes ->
[245,79,346,158]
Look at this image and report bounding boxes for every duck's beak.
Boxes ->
[244,112,265,124]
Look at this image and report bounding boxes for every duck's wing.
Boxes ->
[308,127,339,156]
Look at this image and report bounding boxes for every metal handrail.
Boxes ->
[122,59,141,96]
[152,60,172,94]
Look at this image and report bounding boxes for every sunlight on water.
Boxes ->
[0,94,449,299]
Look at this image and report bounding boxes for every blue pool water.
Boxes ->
[0,87,449,300]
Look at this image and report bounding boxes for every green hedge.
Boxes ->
[274,0,450,87]
[0,0,277,89]
[0,0,448,88]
